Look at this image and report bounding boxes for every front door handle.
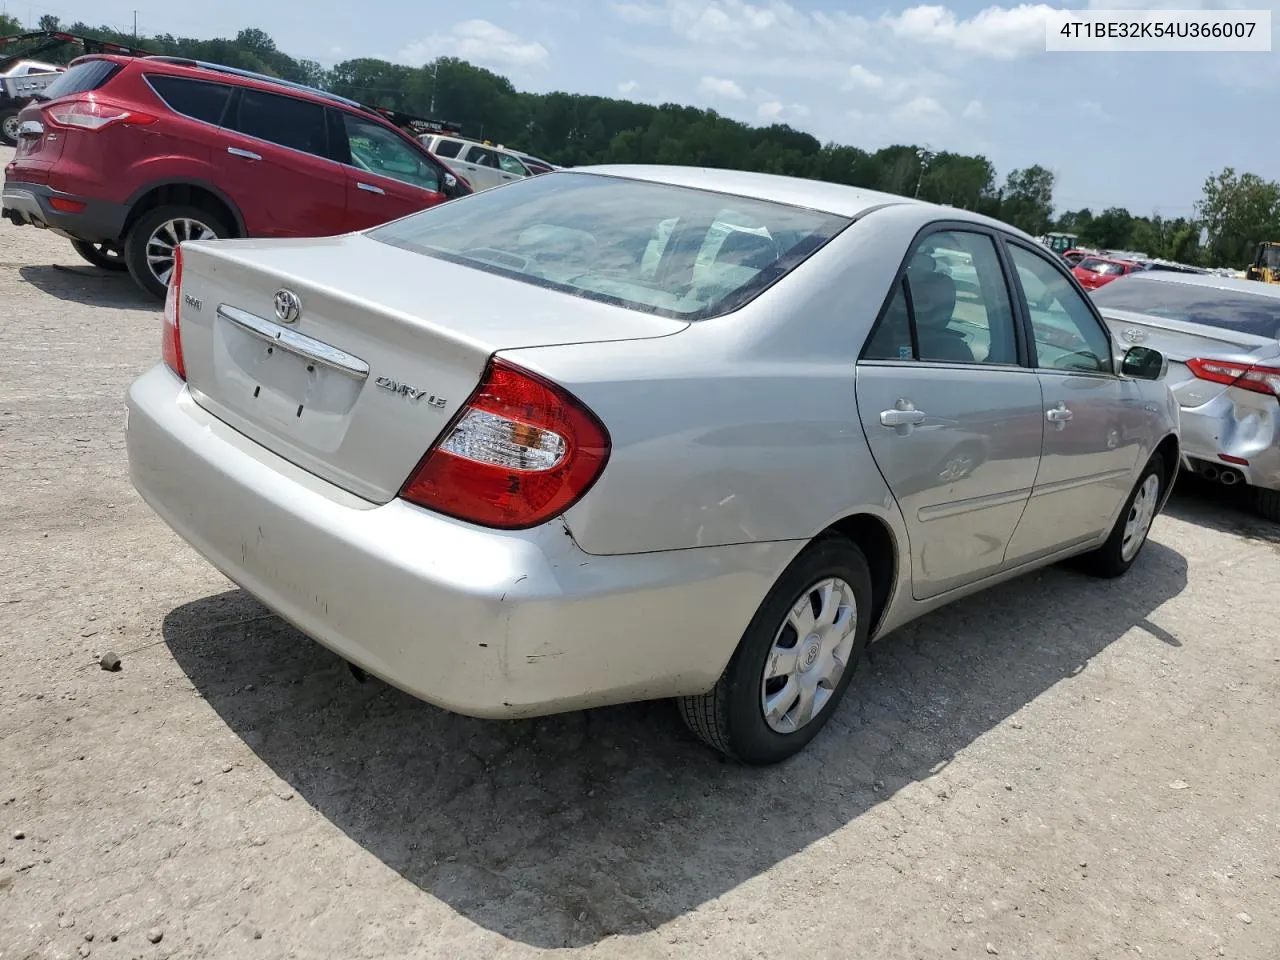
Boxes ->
[227,146,261,161]
[1046,402,1073,423]
[356,182,385,195]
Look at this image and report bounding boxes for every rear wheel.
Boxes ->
[678,536,873,764]
[0,108,19,148]
[1073,456,1165,578]
[70,240,128,272]
[124,204,228,300]
[1256,488,1280,523]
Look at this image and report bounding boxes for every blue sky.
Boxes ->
[15,0,1280,217]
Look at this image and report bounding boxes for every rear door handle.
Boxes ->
[1046,402,1073,423]
[227,146,261,161]
[356,182,385,195]
[880,401,927,428]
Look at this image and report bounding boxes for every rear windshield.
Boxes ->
[38,59,118,100]
[1092,277,1280,339]
[367,172,850,320]
[1078,258,1125,276]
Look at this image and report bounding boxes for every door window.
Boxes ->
[464,145,499,167]
[1008,243,1114,374]
[497,153,527,175]
[228,89,329,159]
[341,115,441,192]
[862,230,1019,365]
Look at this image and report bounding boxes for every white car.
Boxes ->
[419,134,531,192]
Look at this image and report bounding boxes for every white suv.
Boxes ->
[419,135,531,192]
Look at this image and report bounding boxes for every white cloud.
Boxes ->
[962,98,985,119]
[757,99,811,122]
[618,79,640,94]
[881,3,1053,59]
[698,75,747,100]
[399,19,549,69]
[611,0,870,53]
[612,1,669,24]
[892,94,949,126]
[846,64,885,91]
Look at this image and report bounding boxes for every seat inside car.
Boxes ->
[908,254,973,363]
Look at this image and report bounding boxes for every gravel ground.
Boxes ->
[1,146,1278,959]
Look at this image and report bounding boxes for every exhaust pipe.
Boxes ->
[1219,468,1242,486]
[1201,464,1220,482]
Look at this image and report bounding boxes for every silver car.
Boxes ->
[125,165,1180,764]
[1091,271,1280,521]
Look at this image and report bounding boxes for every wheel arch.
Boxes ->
[822,511,901,639]
[121,180,246,241]
[1153,432,1180,511]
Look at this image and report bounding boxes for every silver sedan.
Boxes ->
[1092,272,1280,522]
[125,165,1181,764]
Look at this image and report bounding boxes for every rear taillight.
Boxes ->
[161,247,186,380]
[45,98,157,132]
[399,358,610,530]
[1187,357,1280,397]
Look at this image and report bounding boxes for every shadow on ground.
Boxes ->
[19,263,156,311]
[1164,472,1280,545]
[164,540,1188,948]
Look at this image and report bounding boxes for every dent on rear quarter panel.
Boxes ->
[503,208,924,556]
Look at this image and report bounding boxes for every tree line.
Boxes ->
[6,16,1277,268]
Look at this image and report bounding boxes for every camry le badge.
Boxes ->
[375,376,447,408]
[274,289,302,324]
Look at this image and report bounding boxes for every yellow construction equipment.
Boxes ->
[1245,241,1280,284]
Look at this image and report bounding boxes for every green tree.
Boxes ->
[1197,168,1280,267]
[38,14,60,31]
[1000,165,1055,235]
[1081,206,1134,249]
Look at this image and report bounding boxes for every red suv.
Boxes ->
[2,54,470,299]
[1071,255,1144,291]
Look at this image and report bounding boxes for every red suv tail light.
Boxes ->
[1187,357,1280,398]
[45,98,157,132]
[399,358,611,529]
[161,247,186,380]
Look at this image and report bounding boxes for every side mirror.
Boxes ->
[442,172,459,196]
[1120,345,1167,381]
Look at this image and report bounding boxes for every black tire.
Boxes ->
[1073,455,1166,579]
[1256,487,1280,523]
[0,108,19,148]
[678,535,874,765]
[70,239,128,271]
[124,204,230,301]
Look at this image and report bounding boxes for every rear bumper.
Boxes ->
[1,179,129,244]
[126,364,796,718]
[1179,392,1280,492]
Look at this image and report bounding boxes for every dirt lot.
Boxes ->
[2,148,1278,960]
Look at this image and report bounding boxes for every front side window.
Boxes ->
[342,115,441,193]
[367,172,849,320]
[497,153,528,175]
[229,89,329,158]
[465,146,499,167]
[862,230,1019,365]
[1009,243,1113,374]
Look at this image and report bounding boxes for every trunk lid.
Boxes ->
[1100,307,1280,408]
[175,234,687,503]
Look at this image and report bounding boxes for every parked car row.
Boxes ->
[2,51,473,298]
[417,131,559,191]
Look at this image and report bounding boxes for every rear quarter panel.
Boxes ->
[503,204,928,557]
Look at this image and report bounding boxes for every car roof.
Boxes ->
[1109,270,1280,300]
[564,164,1029,232]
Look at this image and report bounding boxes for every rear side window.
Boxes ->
[145,75,232,124]
[1091,278,1280,340]
[228,89,329,158]
[367,172,850,320]
[431,138,463,158]
[39,59,118,99]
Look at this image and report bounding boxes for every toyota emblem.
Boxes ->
[1122,327,1146,344]
[274,289,302,324]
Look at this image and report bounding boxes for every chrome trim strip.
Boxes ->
[1028,468,1132,498]
[216,304,369,380]
[918,487,1032,522]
